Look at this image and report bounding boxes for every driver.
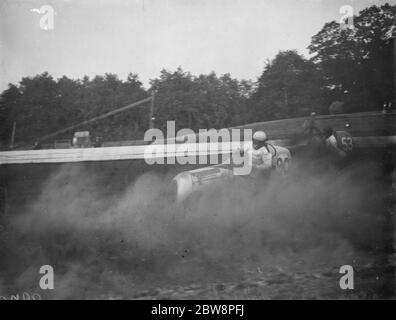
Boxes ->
[302,112,321,137]
[250,131,272,171]
[232,130,273,175]
[322,127,348,158]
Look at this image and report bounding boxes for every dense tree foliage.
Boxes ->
[248,50,323,121]
[0,72,148,146]
[0,70,251,146]
[150,68,252,132]
[308,3,395,112]
[0,3,394,147]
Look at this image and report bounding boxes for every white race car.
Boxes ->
[172,142,291,203]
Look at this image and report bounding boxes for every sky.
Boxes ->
[0,0,393,91]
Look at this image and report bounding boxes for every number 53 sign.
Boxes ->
[341,136,353,152]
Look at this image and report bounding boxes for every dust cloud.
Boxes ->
[0,157,393,299]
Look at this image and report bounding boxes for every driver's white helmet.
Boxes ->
[253,131,267,142]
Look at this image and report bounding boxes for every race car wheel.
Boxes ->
[276,158,290,175]
[276,158,284,173]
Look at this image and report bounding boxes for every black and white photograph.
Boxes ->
[0,0,395,304]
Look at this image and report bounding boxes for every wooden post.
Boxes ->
[9,121,16,149]
[393,31,396,108]
[284,88,288,108]
[149,92,155,129]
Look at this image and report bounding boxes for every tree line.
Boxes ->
[0,3,394,147]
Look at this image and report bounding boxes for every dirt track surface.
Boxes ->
[0,153,395,299]
[130,264,392,300]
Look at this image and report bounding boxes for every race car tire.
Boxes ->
[275,158,284,173]
[275,157,290,175]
